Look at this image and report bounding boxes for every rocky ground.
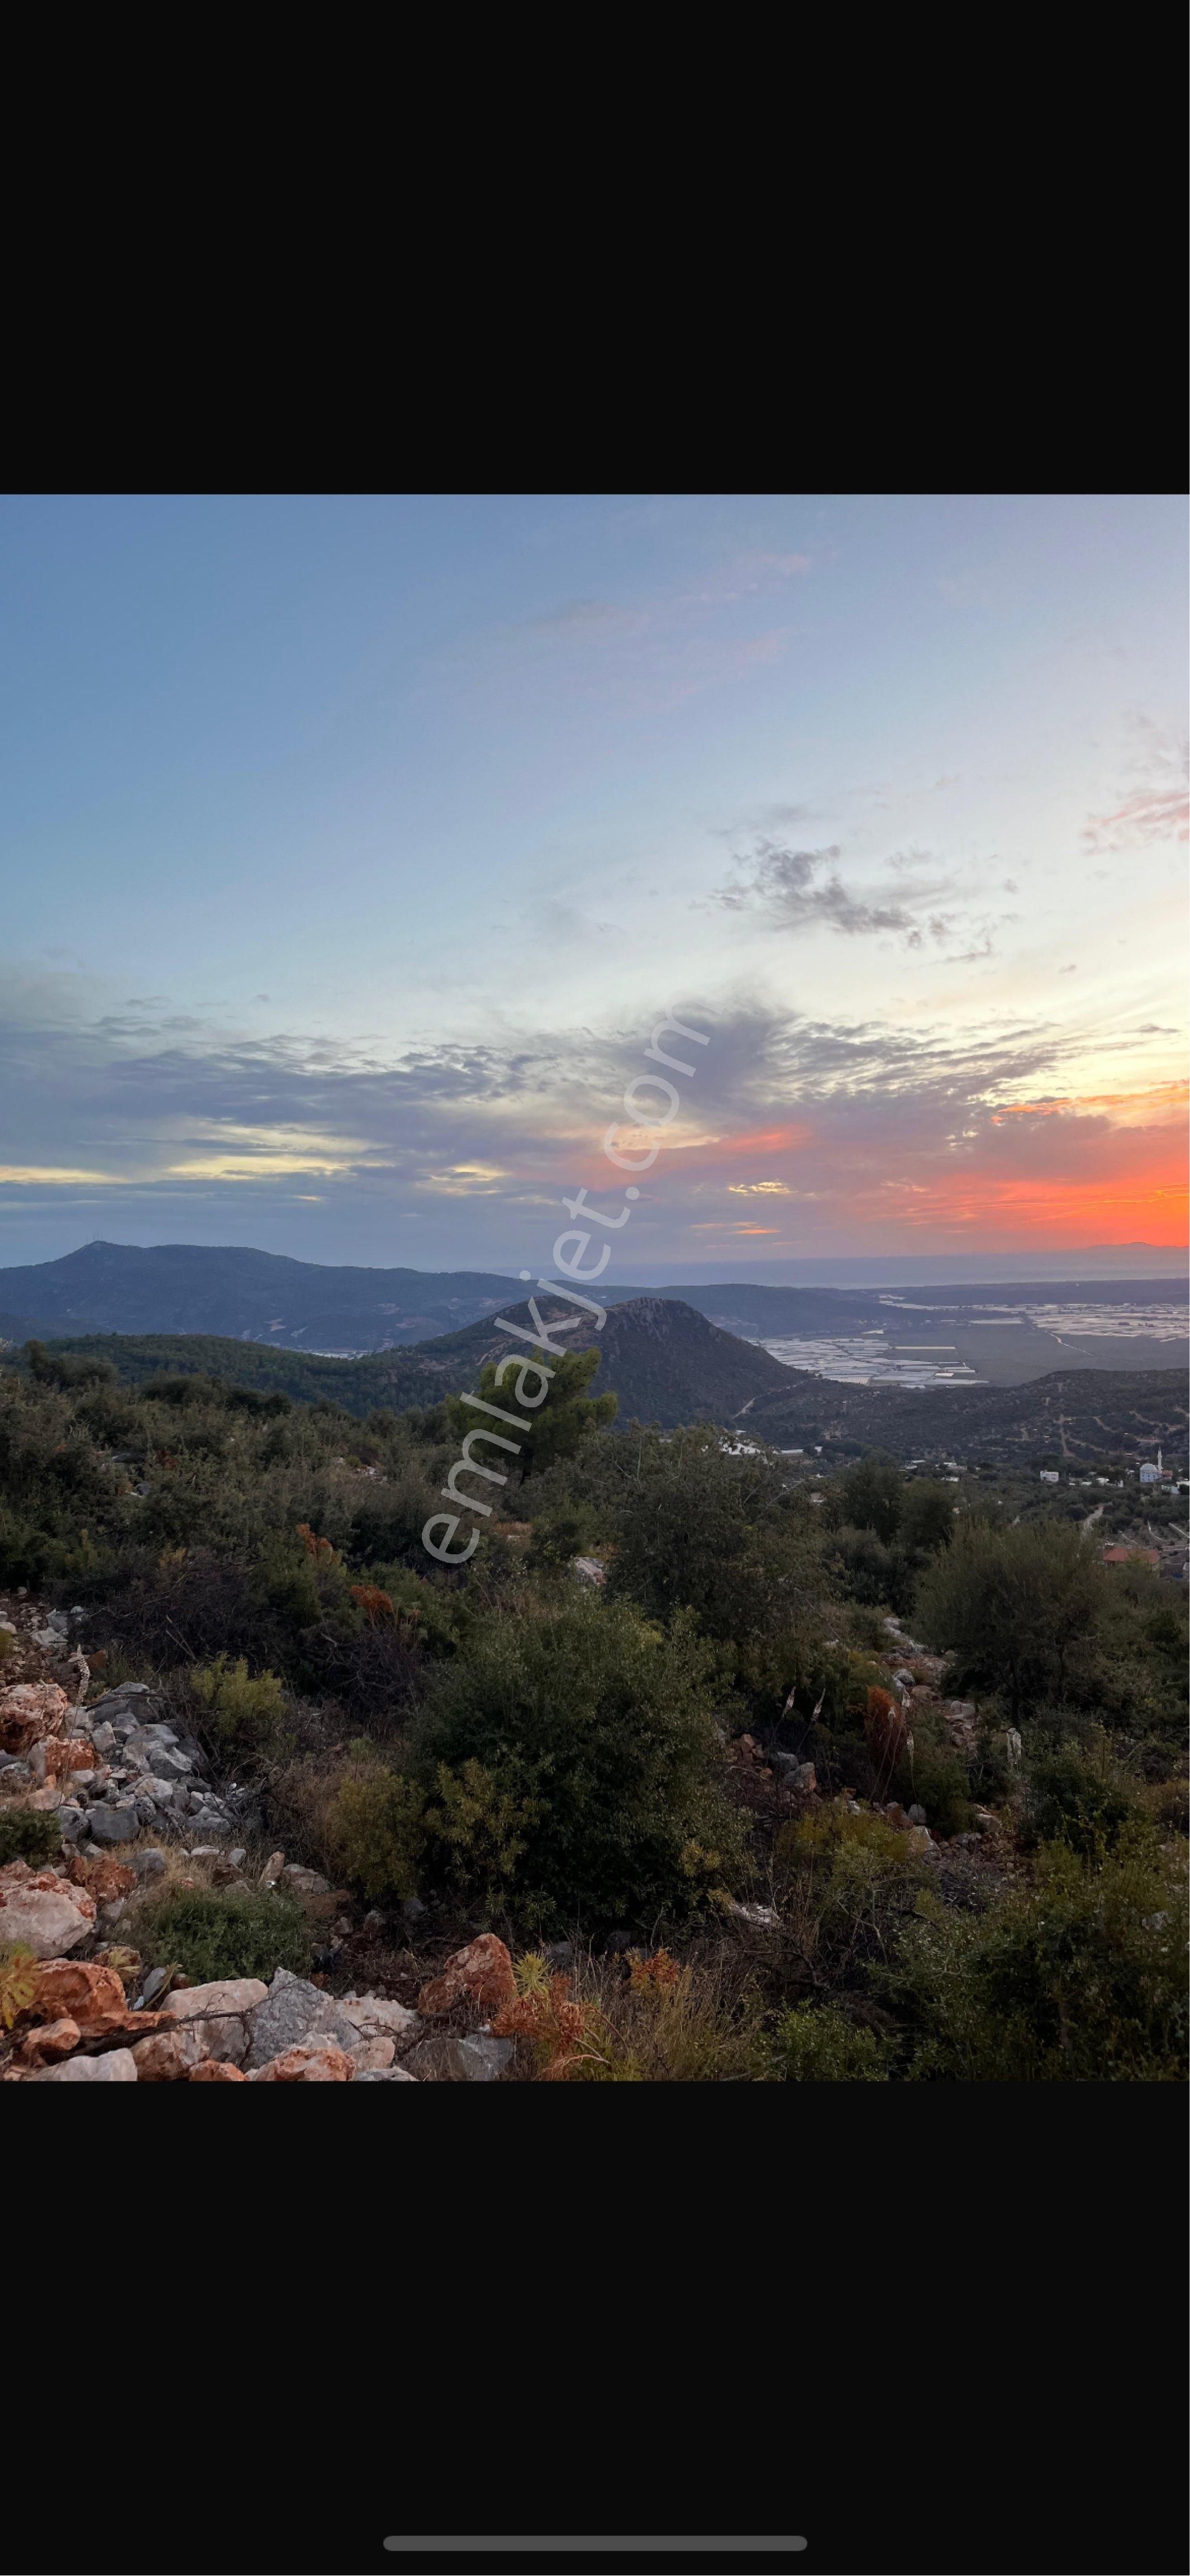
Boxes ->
[0,1588,1019,2083]
[0,1587,530,2081]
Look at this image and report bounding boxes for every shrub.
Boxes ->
[187,1654,288,1758]
[908,1747,974,1838]
[304,1756,426,1902]
[413,1594,746,1930]
[916,1519,1110,1720]
[827,1524,910,1612]
[0,1806,61,1867]
[835,1453,903,1544]
[445,1345,617,1483]
[775,2002,894,2080]
[1022,1742,1143,1857]
[422,1759,542,1909]
[880,1828,1188,2081]
[133,1886,312,1984]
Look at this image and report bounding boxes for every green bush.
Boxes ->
[413,1593,746,1929]
[827,1524,909,1611]
[422,1758,542,1907]
[133,1887,312,1985]
[908,1747,974,1838]
[916,1519,1110,1720]
[187,1654,288,1758]
[775,2002,894,2081]
[1022,1742,1143,1857]
[310,1758,426,1902]
[834,1453,903,1544]
[880,1829,1188,2081]
[0,1806,61,1867]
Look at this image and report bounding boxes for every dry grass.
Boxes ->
[564,1938,769,2082]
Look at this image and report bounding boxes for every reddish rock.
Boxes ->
[16,2017,82,2066]
[65,1853,137,1903]
[0,1681,70,1753]
[347,2036,396,2074]
[416,1934,516,2019]
[0,1864,96,1957]
[44,1736,96,1779]
[252,2043,355,2081]
[31,1958,128,2033]
[132,2024,208,2080]
[188,2060,247,2081]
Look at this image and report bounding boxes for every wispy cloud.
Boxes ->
[710,840,964,943]
[1083,717,1189,850]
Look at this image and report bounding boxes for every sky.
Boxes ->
[1,491,1186,1282]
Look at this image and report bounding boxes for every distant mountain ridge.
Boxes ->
[1,1241,1183,1357]
[0,1241,523,1350]
[7,1308,1186,1463]
[9,1296,802,1430]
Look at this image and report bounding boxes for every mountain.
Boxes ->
[11,1302,1184,1465]
[0,1241,523,1351]
[416,1292,805,1425]
[9,1297,805,1429]
[1,1242,1183,1359]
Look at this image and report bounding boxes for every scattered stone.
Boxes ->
[133,2024,208,2080]
[355,2065,418,2081]
[26,2046,138,2081]
[280,1863,331,1896]
[348,2036,396,2073]
[189,2060,247,2080]
[16,2017,82,2067]
[259,1850,285,1889]
[163,1976,268,2020]
[907,1804,928,1826]
[0,1863,96,1957]
[401,1896,426,1924]
[571,1556,607,1587]
[128,1848,167,1879]
[406,2034,512,2081]
[340,1994,421,2048]
[0,1681,70,1755]
[87,1805,141,1846]
[229,1848,246,1870]
[30,1959,130,2031]
[251,2042,355,2082]
[243,1966,366,2071]
[416,1934,516,2019]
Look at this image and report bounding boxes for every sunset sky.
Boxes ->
[1,491,1186,1279]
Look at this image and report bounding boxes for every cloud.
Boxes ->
[0,971,1183,1265]
[1083,718,1189,850]
[712,840,969,943]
